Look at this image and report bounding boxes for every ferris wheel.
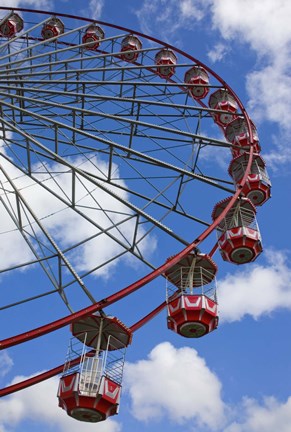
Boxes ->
[0,7,271,423]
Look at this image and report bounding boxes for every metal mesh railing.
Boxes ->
[166,266,217,302]
[62,334,88,375]
[218,205,258,232]
[231,159,271,185]
[79,354,104,396]
[62,332,127,394]
[103,335,126,386]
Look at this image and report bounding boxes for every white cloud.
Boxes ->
[207,42,229,63]
[225,396,291,432]
[210,0,291,55]
[246,60,291,128]
[218,250,291,322]
[0,154,156,278]
[2,350,291,432]
[0,374,121,432]
[125,342,291,432]
[180,0,207,19]
[0,352,13,378]
[247,64,291,169]
[263,139,291,172]
[124,341,226,429]
[88,0,104,19]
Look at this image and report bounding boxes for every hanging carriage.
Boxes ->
[229,152,271,206]
[208,88,238,127]
[58,314,132,422]
[120,34,142,62]
[155,48,177,79]
[41,17,64,39]
[212,197,262,264]
[165,253,219,338]
[82,24,105,50]
[0,12,23,38]
[225,116,261,156]
[184,65,210,100]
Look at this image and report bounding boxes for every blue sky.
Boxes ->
[0,1,291,432]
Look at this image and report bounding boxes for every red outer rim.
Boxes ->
[0,7,256,396]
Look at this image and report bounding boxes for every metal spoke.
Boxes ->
[0,98,234,191]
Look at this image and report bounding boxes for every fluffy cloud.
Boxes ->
[0,154,155,278]
[246,63,291,169]
[124,341,226,429]
[225,396,291,432]
[218,250,291,322]
[0,374,121,432]
[210,0,291,55]
[2,346,291,432]
[125,342,291,432]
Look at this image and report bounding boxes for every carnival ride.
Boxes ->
[0,7,271,422]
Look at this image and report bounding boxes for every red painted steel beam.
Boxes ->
[130,300,167,333]
[0,350,96,397]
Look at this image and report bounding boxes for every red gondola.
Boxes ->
[120,35,142,62]
[41,17,64,39]
[0,13,23,38]
[225,116,261,156]
[82,25,104,50]
[58,314,132,422]
[212,197,262,264]
[208,88,238,127]
[165,253,218,338]
[155,48,177,79]
[229,152,271,206]
[184,65,210,100]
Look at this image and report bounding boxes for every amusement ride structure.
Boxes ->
[0,7,271,423]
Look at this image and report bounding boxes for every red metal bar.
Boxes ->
[130,300,167,333]
[0,364,64,397]
[0,349,96,397]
